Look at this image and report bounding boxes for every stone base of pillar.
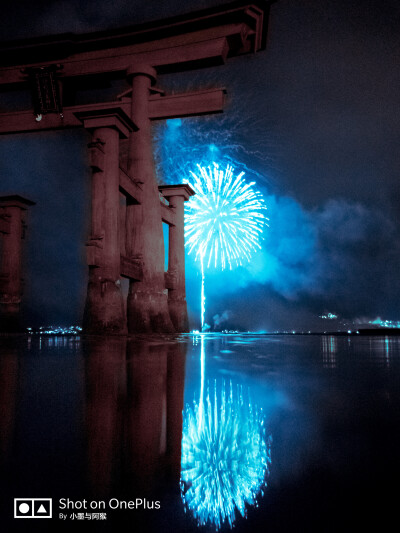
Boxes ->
[0,303,21,332]
[168,297,189,333]
[83,271,127,335]
[127,285,175,334]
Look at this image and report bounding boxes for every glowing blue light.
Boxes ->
[185,162,268,271]
[181,379,271,530]
[208,143,219,153]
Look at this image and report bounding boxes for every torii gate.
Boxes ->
[0,1,274,334]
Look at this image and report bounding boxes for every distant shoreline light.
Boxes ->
[26,325,82,335]
[369,318,400,329]
[319,313,338,320]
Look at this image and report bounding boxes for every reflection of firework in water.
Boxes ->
[185,163,269,271]
[181,379,271,530]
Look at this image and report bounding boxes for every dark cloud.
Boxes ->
[0,0,221,41]
[185,192,399,330]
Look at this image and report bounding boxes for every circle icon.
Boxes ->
[18,503,30,514]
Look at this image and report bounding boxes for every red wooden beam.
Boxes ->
[0,88,226,135]
[119,167,143,205]
[149,88,226,120]
[0,38,230,86]
[0,1,273,85]
[160,202,176,226]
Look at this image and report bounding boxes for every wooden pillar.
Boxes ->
[0,195,35,332]
[75,108,136,334]
[159,185,195,332]
[126,63,174,333]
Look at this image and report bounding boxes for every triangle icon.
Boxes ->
[37,504,47,514]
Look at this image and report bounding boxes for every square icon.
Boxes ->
[14,500,33,518]
[14,498,52,519]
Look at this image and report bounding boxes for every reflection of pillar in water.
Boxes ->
[126,341,167,494]
[126,340,187,494]
[84,337,126,496]
[0,343,19,468]
[166,342,187,488]
[84,338,187,498]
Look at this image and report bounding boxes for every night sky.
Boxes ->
[1,0,399,331]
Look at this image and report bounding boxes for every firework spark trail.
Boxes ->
[153,110,277,189]
[181,376,271,530]
[200,252,206,331]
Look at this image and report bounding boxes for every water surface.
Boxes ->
[0,334,399,532]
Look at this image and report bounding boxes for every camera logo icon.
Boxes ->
[14,498,52,519]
